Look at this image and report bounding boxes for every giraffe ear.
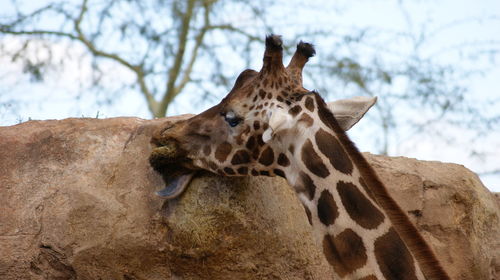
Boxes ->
[262,109,293,143]
[327,96,377,131]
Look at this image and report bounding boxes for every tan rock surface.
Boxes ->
[365,154,500,280]
[0,117,331,280]
[0,117,498,279]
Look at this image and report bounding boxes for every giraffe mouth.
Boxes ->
[149,141,196,199]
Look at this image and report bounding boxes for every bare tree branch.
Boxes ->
[173,2,212,101]
[158,0,197,117]
[206,24,263,42]
[0,28,78,40]
[72,0,157,114]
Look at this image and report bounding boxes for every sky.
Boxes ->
[1,0,499,191]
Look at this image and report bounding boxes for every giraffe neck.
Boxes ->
[293,165,427,279]
[275,94,448,279]
[280,131,425,279]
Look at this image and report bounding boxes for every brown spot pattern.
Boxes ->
[257,133,265,146]
[252,148,260,160]
[215,142,232,162]
[317,190,338,225]
[259,89,266,99]
[259,170,270,176]
[231,150,251,165]
[262,78,269,87]
[277,153,290,167]
[322,229,367,277]
[273,168,285,177]
[305,96,315,111]
[258,146,274,166]
[299,172,316,200]
[246,136,256,150]
[289,105,302,117]
[315,129,353,174]
[337,181,385,229]
[203,145,211,156]
[298,113,314,127]
[223,167,236,175]
[301,139,330,178]
[374,228,418,280]
[237,167,248,175]
[253,121,261,130]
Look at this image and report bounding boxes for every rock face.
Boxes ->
[0,117,498,280]
[364,154,500,280]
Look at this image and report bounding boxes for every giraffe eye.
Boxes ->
[224,111,241,127]
[227,118,240,127]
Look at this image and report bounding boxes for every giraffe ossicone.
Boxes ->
[149,35,450,280]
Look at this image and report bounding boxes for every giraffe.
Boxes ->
[149,35,450,280]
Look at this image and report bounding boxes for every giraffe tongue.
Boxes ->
[156,173,195,199]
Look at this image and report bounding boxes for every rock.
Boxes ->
[0,117,498,280]
[364,154,500,280]
[0,117,331,280]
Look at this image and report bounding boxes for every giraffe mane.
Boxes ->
[313,92,451,280]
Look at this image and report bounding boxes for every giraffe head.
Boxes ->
[150,35,376,198]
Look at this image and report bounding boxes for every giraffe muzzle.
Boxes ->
[149,137,193,174]
[149,137,196,199]
[150,140,178,160]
